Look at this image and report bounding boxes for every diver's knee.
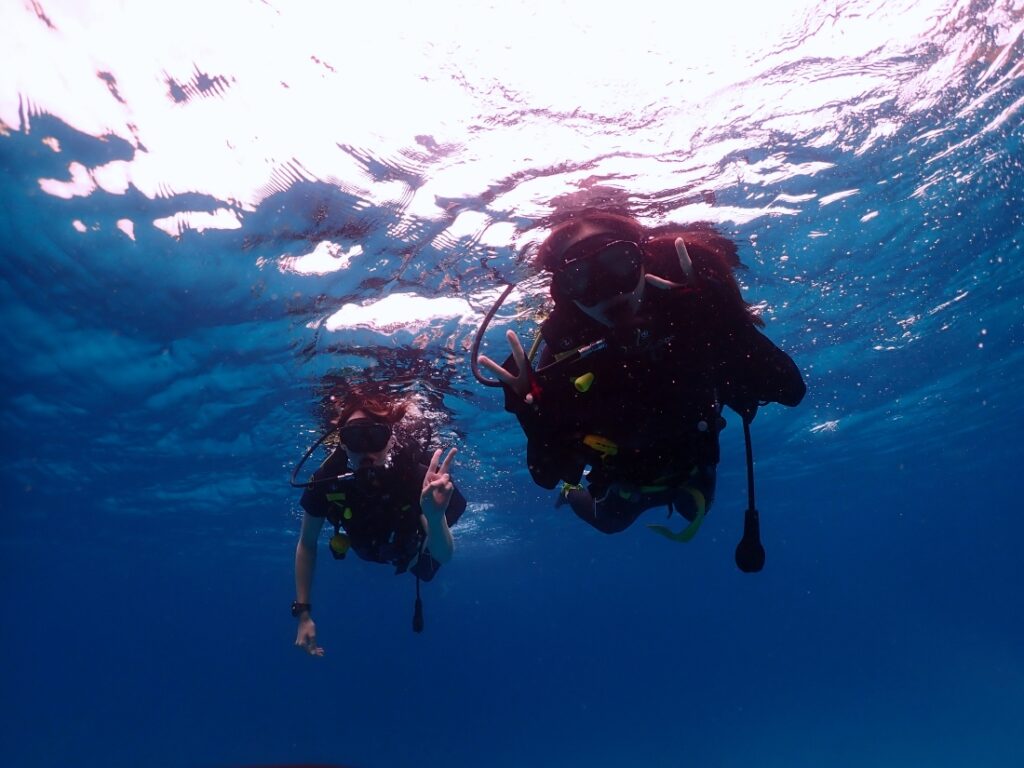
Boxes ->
[565,488,595,517]
[594,519,630,534]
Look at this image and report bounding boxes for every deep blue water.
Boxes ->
[3,2,1024,767]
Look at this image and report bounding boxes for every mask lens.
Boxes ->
[554,240,643,305]
[339,419,392,453]
[554,258,595,301]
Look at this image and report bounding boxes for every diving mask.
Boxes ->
[339,418,392,453]
[553,239,644,306]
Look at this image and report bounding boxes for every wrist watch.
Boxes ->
[291,601,312,617]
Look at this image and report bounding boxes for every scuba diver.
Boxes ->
[477,211,805,561]
[292,390,465,653]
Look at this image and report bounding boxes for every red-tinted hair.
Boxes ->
[642,226,763,327]
[534,212,644,271]
[335,390,409,427]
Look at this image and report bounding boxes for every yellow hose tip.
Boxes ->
[574,372,594,392]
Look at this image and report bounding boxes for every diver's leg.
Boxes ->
[671,464,718,520]
[695,464,716,510]
[564,486,642,534]
[671,488,698,521]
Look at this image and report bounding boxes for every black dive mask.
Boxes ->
[339,418,392,453]
[553,240,644,306]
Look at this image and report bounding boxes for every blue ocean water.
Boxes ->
[2,1,1023,767]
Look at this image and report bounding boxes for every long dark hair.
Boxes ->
[642,225,764,328]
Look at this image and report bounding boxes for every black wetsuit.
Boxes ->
[300,446,466,581]
[502,265,805,533]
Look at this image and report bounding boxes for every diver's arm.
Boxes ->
[294,512,325,656]
[722,323,806,411]
[421,510,454,564]
[419,448,457,563]
[295,512,322,605]
[482,329,583,488]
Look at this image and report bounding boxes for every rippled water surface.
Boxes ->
[2,1,1023,767]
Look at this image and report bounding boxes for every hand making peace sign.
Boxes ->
[420,446,457,519]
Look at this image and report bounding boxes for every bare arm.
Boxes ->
[294,512,325,656]
[421,512,455,564]
[721,322,806,413]
[419,447,457,564]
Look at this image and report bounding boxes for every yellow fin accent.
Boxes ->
[647,487,707,543]
[582,434,618,457]
[574,372,594,392]
[329,533,350,557]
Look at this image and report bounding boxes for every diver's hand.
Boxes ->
[295,616,324,657]
[478,330,533,400]
[646,237,696,290]
[420,447,456,518]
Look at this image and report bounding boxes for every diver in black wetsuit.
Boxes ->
[292,390,465,652]
[479,212,805,544]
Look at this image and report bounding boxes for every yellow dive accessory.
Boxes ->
[647,486,707,543]
[326,492,353,520]
[329,532,351,559]
[582,434,618,458]
[527,330,544,364]
[573,372,594,392]
[554,481,584,509]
